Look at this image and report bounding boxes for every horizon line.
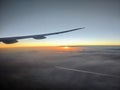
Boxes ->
[0,44,120,49]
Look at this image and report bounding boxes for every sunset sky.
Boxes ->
[0,0,120,48]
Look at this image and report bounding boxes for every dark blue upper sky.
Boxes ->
[0,0,120,46]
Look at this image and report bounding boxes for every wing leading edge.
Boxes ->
[0,27,85,44]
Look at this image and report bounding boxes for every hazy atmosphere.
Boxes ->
[0,46,120,90]
[0,0,120,47]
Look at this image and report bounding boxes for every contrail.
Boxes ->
[56,66,120,78]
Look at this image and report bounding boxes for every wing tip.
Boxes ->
[74,27,85,30]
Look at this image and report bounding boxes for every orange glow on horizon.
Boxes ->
[0,40,120,48]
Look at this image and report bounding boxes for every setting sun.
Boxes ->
[63,46,70,49]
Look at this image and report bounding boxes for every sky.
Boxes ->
[0,0,120,47]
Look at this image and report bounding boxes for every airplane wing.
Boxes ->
[0,27,85,44]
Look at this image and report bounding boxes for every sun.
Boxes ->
[63,46,70,49]
[57,46,77,51]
